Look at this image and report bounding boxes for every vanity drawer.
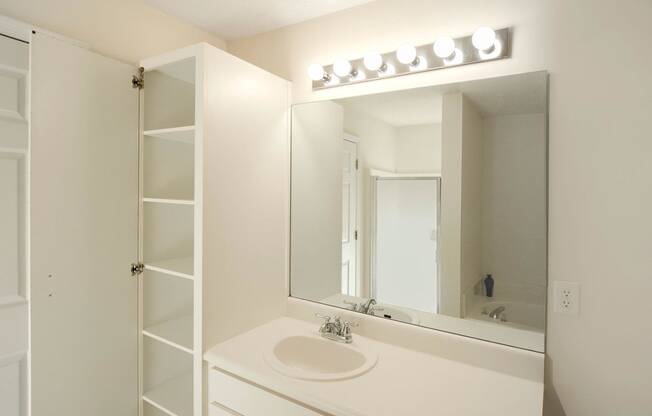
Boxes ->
[209,367,322,416]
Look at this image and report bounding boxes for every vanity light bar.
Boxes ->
[309,27,511,90]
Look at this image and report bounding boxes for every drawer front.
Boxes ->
[209,367,322,416]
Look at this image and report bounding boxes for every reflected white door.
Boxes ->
[341,138,358,295]
[373,177,439,313]
[30,33,139,415]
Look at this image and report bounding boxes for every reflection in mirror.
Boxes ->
[291,72,548,352]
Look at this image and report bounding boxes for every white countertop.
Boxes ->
[204,317,543,416]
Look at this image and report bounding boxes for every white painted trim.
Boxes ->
[0,15,31,42]
[0,351,25,368]
[370,168,441,178]
[0,295,27,309]
[143,198,194,205]
[343,132,359,143]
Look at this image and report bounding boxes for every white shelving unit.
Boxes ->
[139,47,200,416]
[143,315,194,354]
[144,257,194,279]
[137,43,289,416]
[143,372,193,416]
[144,126,195,144]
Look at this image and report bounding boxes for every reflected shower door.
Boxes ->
[373,177,440,313]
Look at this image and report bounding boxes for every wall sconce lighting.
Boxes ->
[307,64,330,82]
[396,44,419,66]
[472,26,497,52]
[310,27,510,89]
[433,37,456,59]
[363,52,386,72]
[333,58,356,78]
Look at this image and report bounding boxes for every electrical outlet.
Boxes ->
[553,281,580,316]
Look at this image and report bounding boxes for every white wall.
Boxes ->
[290,101,344,301]
[395,123,441,174]
[341,105,396,297]
[202,45,290,347]
[482,114,547,303]
[0,0,225,64]
[459,95,484,304]
[439,93,463,317]
[439,92,483,317]
[228,1,652,414]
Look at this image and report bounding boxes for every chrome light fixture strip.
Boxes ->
[311,27,510,90]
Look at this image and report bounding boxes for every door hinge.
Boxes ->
[354,230,358,240]
[131,67,144,90]
[355,159,359,170]
[130,262,145,276]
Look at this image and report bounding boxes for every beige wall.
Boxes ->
[459,95,484,303]
[341,104,397,297]
[439,92,463,316]
[0,0,225,64]
[482,114,547,303]
[228,1,652,414]
[439,92,483,317]
[395,123,441,174]
[291,101,344,301]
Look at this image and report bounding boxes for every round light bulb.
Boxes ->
[307,64,326,81]
[333,59,353,77]
[396,44,418,65]
[363,52,384,71]
[433,37,456,58]
[472,27,496,51]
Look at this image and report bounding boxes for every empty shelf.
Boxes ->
[144,126,195,144]
[144,257,193,279]
[143,198,194,206]
[143,315,193,354]
[143,373,193,416]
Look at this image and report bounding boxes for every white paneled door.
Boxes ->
[30,32,139,416]
[0,33,28,416]
[341,137,358,296]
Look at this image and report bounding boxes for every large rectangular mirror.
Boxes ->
[290,71,548,352]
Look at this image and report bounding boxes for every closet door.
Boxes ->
[30,32,139,415]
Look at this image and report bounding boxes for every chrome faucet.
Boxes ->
[488,306,506,320]
[360,298,377,314]
[315,314,357,344]
[343,298,382,315]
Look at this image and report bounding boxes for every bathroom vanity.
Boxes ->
[204,316,543,416]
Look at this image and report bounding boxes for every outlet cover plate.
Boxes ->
[553,281,581,316]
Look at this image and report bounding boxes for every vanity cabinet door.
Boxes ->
[209,367,323,416]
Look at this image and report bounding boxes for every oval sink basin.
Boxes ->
[264,335,378,381]
[372,305,419,324]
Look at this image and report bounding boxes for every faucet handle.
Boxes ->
[315,313,332,322]
[342,320,358,331]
